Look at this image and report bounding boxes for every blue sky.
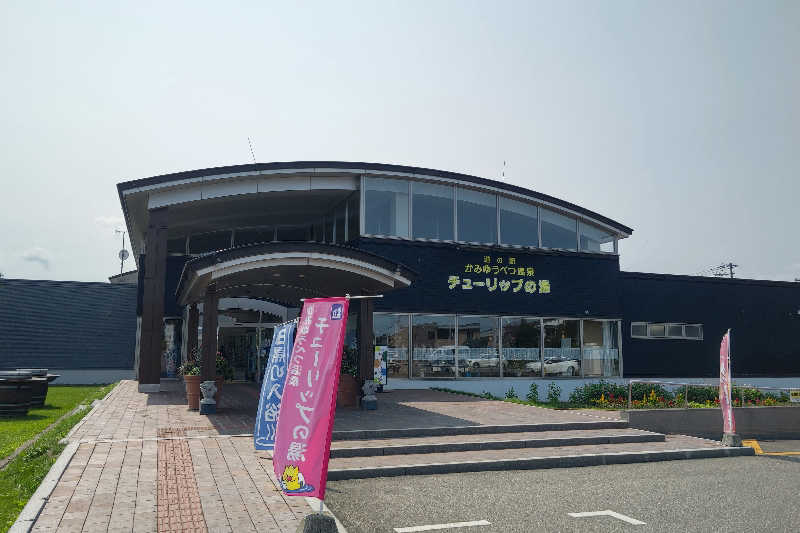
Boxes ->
[0,0,797,281]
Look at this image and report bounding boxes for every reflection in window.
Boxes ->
[582,320,619,377]
[543,319,581,376]
[411,314,455,378]
[499,197,539,248]
[684,325,703,339]
[413,182,454,240]
[457,188,497,244]
[189,231,232,254]
[234,227,274,247]
[277,225,309,241]
[347,193,359,242]
[167,237,186,254]
[541,208,577,250]
[501,318,541,377]
[335,204,346,243]
[579,222,615,253]
[457,316,499,377]
[363,177,409,237]
[648,324,666,337]
[374,313,410,379]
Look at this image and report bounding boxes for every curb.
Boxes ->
[327,446,755,480]
[331,421,629,441]
[61,384,116,444]
[9,442,79,533]
[331,432,665,458]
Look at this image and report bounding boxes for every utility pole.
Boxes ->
[712,262,738,279]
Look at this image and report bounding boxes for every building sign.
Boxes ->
[254,321,296,451]
[447,254,551,295]
[719,329,735,435]
[790,389,800,403]
[273,297,349,500]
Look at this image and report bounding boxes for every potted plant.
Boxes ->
[179,349,202,410]
[337,346,359,408]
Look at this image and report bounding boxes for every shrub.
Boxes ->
[526,383,539,403]
[505,387,518,399]
[568,380,627,405]
[481,390,496,400]
[546,382,561,404]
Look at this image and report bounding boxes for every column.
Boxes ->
[138,207,169,392]
[187,303,199,362]
[201,283,218,381]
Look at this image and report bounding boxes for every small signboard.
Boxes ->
[374,346,388,386]
[790,389,800,403]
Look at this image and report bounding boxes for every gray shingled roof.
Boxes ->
[0,279,137,370]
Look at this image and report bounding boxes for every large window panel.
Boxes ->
[234,227,274,247]
[363,177,409,237]
[501,318,542,377]
[411,314,455,378]
[374,313,410,379]
[347,193,359,242]
[579,222,615,253]
[189,231,232,254]
[499,197,539,248]
[334,204,346,243]
[457,316,499,377]
[543,319,581,376]
[412,182,454,241]
[457,188,497,244]
[582,320,620,377]
[541,208,577,250]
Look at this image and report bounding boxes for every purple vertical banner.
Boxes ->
[273,297,349,500]
[254,321,296,450]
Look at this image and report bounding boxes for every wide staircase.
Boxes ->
[326,418,752,480]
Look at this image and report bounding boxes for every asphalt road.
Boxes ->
[325,455,800,532]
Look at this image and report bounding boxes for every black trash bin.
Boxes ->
[0,370,33,417]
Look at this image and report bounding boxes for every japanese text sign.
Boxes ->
[254,321,296,450]
[273,297,349,500]
[719,329,735,434]
[447,254,551,296]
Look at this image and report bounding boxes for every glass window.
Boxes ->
[684,324,703,339]
[648,324,666,337]
[335,204,346,243]
[324,215,333,243]
[631,323,647,337]
[543,319,581,376]
[278,225,309,241]
[541,208,577,250]
[412,182,454,240]
[347,193,359,242]
[499,197,538,248]
[167,237,186,254]
[189,231,232,254]
[501,318,541,377]
[234,227,273,247]
[579,222,615,253]
[411,314,455,378]
[457,316,499,377]
[667,324,684,337]
[312,220,324,242]
[374,313,410,379]
[582,320,620,377]
[363,177,409,237]
[457,188,497,244]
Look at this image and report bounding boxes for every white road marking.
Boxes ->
[394,519,491,532]
[569,510,646,525]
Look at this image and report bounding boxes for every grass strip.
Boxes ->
[0,383,115,533]
[0,386,111,461]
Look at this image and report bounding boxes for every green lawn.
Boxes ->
[0,385,113,461]
[0,383,114,533]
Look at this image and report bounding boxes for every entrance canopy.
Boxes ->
[176,242,415,306]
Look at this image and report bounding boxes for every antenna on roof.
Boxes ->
[247,137,257,164]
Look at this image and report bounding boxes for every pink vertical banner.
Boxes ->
[719,329,735,434]
[273,297,349,500]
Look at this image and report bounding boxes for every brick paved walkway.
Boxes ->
[26,380,684,532]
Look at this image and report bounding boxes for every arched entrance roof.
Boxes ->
[176,242,416,306]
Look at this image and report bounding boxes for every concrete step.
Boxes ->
[330,428,665,458]
[326,435,754,480]
[331,420,629,441]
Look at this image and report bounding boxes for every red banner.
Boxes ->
[273,297,349,500]
[719,329,735,434]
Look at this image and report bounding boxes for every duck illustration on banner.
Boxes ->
[280,465,315,494]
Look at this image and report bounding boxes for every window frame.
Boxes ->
[631,322,704,341]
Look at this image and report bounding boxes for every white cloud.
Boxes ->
[21,247,52,270]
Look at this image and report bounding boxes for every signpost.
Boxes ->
[273,297,350,502]
[254,321,296,451]
[719,329,742,447]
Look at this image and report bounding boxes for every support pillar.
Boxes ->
[187,303,199,361]
[357,296,375,386]
[201,283,218,381]
[138,207,169,392]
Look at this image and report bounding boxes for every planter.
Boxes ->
[336,374,359,408]
[0,371,33,417]
[17,369,49,407]
[184,375,202,410]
